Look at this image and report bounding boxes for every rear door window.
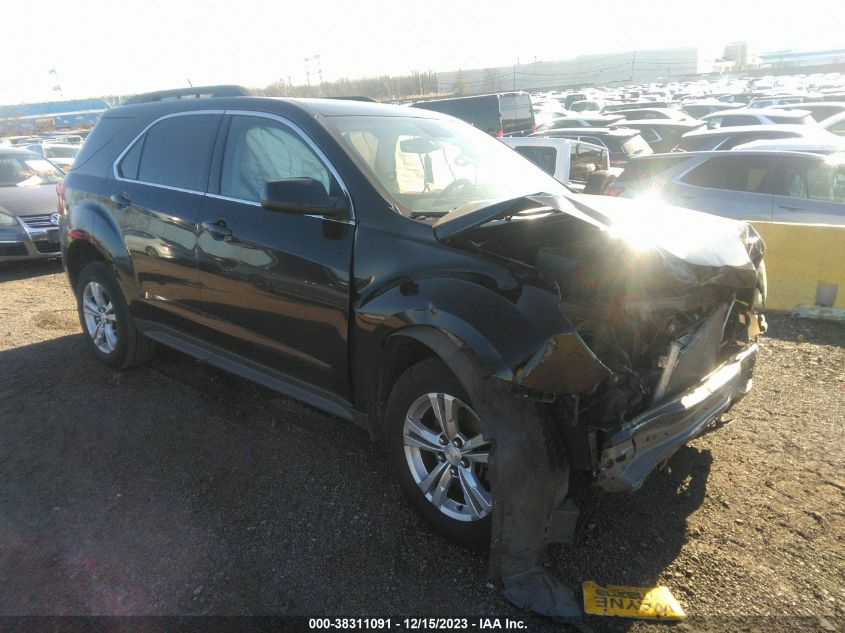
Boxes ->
[680,155,776,193]
[131,114,222,191]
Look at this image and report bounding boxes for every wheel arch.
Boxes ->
[64,199,136,300]
[372,324,507,440]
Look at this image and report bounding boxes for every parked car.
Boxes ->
[24,142,80,172]
[603,101,673,112]
[820,111,845,136]
[731,138,845,154]
[609,120,704,153]
[748,95,806,109]
[613,108,696,122]
[569,99,604,113]
[774,102,845,122]
[674,124,835,152]
[0,147,65,262]
[681,101,744,119]
[531,127,653,165]
[411,92,535,136]
[535,114,624,131]
[60,90,766,589]
[701,108,816,129]
[607,150,845,224]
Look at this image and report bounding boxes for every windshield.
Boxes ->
[0,153,64,187]
[44,145,79,159]
[322,115,567,216]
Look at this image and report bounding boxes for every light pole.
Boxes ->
[304,55,323,96]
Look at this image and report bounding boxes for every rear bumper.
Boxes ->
[597,343,758,492]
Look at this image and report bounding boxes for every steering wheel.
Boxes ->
[434,178,476,207]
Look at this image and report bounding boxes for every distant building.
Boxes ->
[758,48,845,68]
[436,47,721,94]
[0,98,110,135]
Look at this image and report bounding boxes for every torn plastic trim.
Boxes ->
[512,330,611,395]
[597,343,757,492]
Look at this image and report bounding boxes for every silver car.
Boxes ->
[607,150,845,225]
[0,147,65,262]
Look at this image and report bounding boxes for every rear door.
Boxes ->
[195,112,355,398]
[664,154,776,221]
[102,111,222,325]
[772,156,845,225]
[499,93,536,135]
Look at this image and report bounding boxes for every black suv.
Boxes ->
[60,87,766,614]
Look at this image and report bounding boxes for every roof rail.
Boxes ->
[122,85,250,105]
[323,96,378,103]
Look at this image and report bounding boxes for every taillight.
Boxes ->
[496,129,504,137]
[56,180,65,214]
[604,186,623,197]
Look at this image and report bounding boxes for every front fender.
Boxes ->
[355,276,609,398]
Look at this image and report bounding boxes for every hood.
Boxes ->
[433,192,763,290]
[0,184,59,217]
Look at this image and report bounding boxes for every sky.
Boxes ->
[1,0,841,105]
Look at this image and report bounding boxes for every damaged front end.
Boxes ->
[435,192,767,489]
[433,192,766,618]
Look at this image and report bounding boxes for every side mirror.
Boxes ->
[260,178,347,216]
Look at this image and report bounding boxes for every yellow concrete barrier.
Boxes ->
[751,221,845,312]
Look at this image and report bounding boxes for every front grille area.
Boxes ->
[34,241,60,254]
[0,243,27,256]
[21,214,55,229]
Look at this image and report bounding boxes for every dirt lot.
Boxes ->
[1,259,843,632]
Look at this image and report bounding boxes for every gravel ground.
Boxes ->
[1,259,843,633]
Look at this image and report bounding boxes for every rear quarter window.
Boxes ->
[69,116,134,171]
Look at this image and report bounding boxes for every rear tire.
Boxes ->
[75,261,156,369]
[386,358,492,550]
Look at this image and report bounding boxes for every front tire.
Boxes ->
[386,358,493,549]
[75,261,156,369]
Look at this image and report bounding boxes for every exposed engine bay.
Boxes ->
[433,194,767,469]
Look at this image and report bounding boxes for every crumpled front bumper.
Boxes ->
[597,343,758,492]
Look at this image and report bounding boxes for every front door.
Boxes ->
[196,113,355,398]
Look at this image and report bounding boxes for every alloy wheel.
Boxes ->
[403,392,492,522]
[82,281,118,354]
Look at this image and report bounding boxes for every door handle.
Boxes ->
[201,219,233,240]
[109,192,131,209]
[778,205,803,211]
